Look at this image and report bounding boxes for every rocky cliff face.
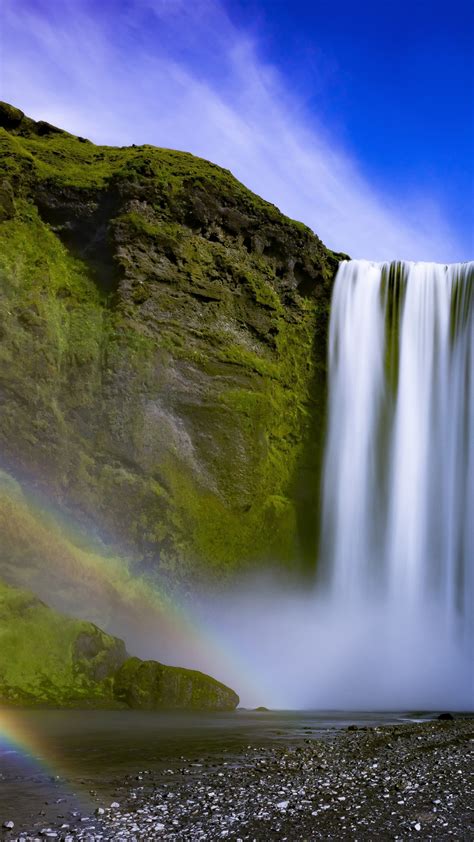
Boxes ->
[0,101,344,583]
[114,657,239,712]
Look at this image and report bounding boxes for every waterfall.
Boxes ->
[191,259,473,710]
[320,259,473,701]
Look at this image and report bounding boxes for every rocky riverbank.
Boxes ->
[2,717,472,840]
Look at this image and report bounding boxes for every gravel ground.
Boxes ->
[2,718,473,841]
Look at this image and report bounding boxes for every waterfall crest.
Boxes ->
[321,259,473,664]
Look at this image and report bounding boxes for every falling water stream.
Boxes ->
[320,259,473,661]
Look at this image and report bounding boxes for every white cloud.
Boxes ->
[0,0,465,260]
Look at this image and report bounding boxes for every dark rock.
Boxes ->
[0,179,15,221]
[35,120,65,137]
[437,712,455,721]
[72,628,127,682]
[0,101,24,129]
[113,656,239,711]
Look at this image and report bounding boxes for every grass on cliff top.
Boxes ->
[0,113,318,238]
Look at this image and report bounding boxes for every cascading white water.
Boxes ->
[320,259,473,693]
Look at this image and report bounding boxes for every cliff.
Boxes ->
[0,101,344,583]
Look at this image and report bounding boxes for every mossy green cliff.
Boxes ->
[0,579,238,710]
[0,101,344,582]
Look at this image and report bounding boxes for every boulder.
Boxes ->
[113,656,239,711]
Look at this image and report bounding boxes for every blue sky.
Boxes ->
[1,0,473,260]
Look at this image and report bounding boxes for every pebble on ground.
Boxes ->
[1,719,473,841]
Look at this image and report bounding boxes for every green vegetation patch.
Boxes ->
[0,579,125,707]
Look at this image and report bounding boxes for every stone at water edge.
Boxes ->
[113,656,239,711]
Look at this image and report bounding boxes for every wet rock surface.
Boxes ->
[2,718,472,840]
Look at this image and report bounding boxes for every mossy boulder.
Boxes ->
[0,580,238,710]
[113,656,239,711]
[0,101,345,582]
[0,580,126,707]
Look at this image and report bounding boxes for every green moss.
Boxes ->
[381,261,407,396]
[0,469,176,632]
[0,201,107,494]
[0,201,104,374]
[218,388,268,415]
[118,211,184,248]
[0,199,322,576]
[244,270,283,310]
[113,656,238,711]
[0,131,37,185]
[154,298,320,573]
[217,344,279,378]
[0,580,125,706]
[0,124,277,222]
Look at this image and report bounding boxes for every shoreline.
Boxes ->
[1,717,472,840]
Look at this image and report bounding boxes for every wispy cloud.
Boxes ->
[0,0,466,260]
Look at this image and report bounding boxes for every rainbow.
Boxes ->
[0,707,61,778]
[0,707,100,827]
[0,466,275,826]
[0,708,45,760]
[0,467,269,706]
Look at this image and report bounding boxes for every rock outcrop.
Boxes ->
[0,580,238,710]
[0,101,345,583]
[114,657,239,712]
